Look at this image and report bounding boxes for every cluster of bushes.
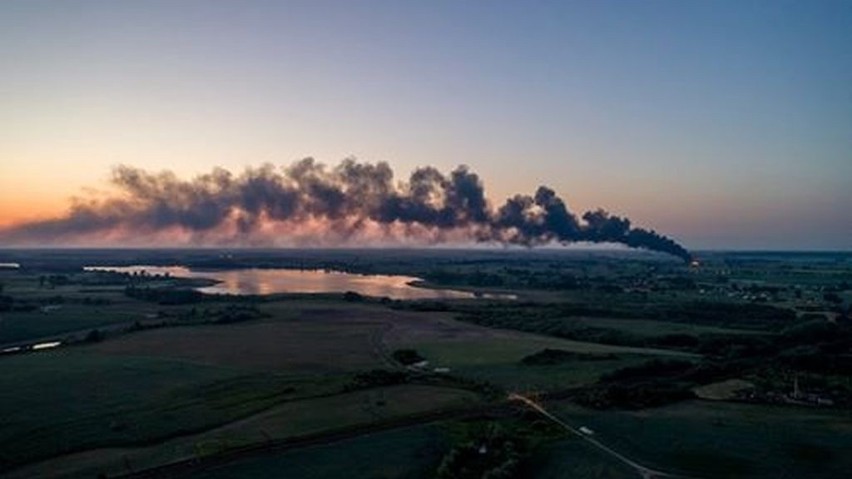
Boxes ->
[344,369,409,391]
[694,334,776,358]
[575,318,852,408]
[574,359,697,409]
[601,359,694,382]
[436,418,567,479]
[84,329,104,343]
[575,382,696,410]
[425,270,506,288]
[209,305,266,324]
[424,267,587,291]
[392,349,425,366]
[775,321,852,375]
[342,291,365,302]
[444,299,804,359]
[457,307,714,352]
[458,299,799,332]
[437,439,520,479]
[455,299,796,333]
[652,301,797,330]
[124,285,204,304]
[520,349,617,365]
[437,426,523,479]
[454,306,633,342]
[779,346,852,375]
[127,320,170,333]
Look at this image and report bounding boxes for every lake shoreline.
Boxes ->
[84,265,486,300]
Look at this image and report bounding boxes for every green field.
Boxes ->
[90,316,387,373]
[397,336,693,391]
[0,278,157,344]
[0,272,157,344]
[445,355,661,392]
[5,384,477,479]
[548,400,852,478]
[0,349,319,469]
[0,303,150,344]
[0,250,849,478]
[521,437,636,479]
[195,424,449,479]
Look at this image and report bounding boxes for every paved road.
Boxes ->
[509,393,691,479]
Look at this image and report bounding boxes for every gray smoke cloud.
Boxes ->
[0,158,691,260]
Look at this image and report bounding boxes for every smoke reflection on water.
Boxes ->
[84,265,516,300]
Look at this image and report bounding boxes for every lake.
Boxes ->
[84,265,515,300]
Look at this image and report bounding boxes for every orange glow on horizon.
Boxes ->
[0,197,68,228]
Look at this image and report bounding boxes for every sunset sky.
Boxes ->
[1,1,850,249]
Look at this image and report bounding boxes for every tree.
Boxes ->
[84,329,104,343]
[392,349,425,365]
[343,291,364,302]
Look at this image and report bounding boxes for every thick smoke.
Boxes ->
[0,158,691,260]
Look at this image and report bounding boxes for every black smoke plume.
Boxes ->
[0,158,690,260]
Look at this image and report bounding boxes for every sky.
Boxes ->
[0,0,850,250]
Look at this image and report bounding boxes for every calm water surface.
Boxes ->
[84,265,502,300]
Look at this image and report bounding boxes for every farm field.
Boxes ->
[0,349,317,469]
[0,272,155,345]
[194,424,449,479]
[0,303,142,345]
[5,385,476,479]
[548,400,852,479]
[0,249,849,478]
[89,317,384,373]
[202,425,447,479]
[521,436,637,479]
